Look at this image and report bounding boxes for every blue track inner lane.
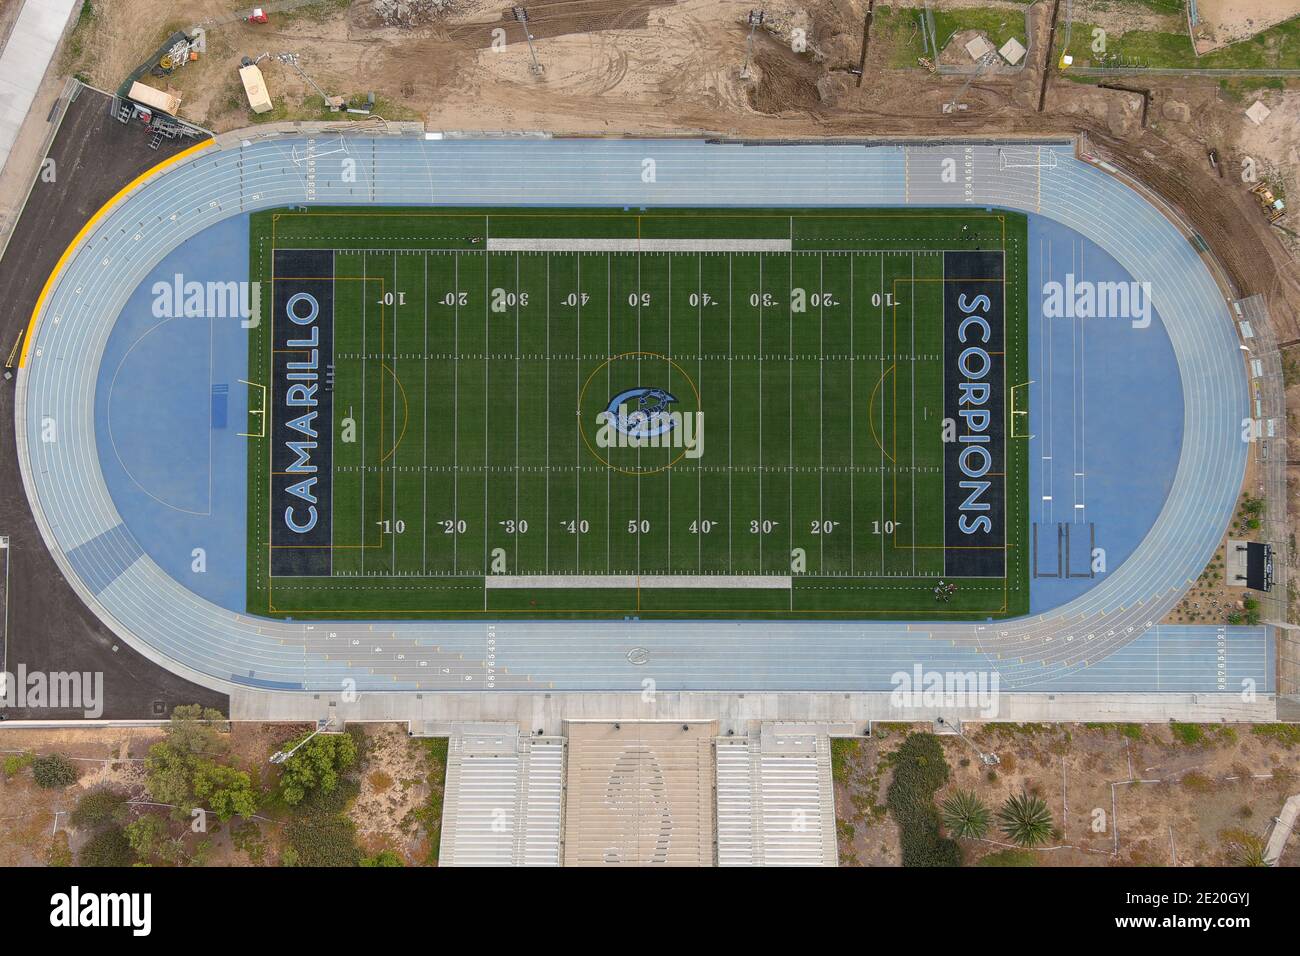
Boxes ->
[1026,214,1183,612]
[93,216,250,612]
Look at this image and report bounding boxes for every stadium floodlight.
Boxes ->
[740,9,765,80]
[513,6,544,75]
[269,716,334,764]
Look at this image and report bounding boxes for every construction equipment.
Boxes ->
[248,7,269,24]
[1252,182,1286,223]
[155,31,204,75]
[117,30,202,101]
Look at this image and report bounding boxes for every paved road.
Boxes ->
[0,87,223,718]
[13,137,1257,696]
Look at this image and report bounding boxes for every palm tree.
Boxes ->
[941,789,991,839]
[998,792,1054,847]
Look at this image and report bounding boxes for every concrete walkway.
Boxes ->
[0,0,78,175]
[1265,793,1299,865]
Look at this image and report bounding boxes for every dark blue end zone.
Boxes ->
[270,249,334,576]
[943,250,1005,578]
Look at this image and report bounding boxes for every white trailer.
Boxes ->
[239,63,273,114]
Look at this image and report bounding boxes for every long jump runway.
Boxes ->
[14,138,1263,695]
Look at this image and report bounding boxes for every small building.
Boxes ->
[964,35,995,61]
[1246,100,1271,125]
[999,37,1027,66]
[239,63,273,114]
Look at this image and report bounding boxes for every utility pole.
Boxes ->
[513,7,544,75]
[740,8,765,80]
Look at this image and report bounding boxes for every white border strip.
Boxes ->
[485,238,792,252]
[485,574,792,589]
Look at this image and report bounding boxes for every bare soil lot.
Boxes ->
[834,722,1300,866]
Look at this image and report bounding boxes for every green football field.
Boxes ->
[247,207,1029,619]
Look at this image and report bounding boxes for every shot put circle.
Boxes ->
[578,351,702,475]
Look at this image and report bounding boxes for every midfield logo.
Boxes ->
[595,386,704,458]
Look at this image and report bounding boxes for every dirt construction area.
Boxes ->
[834,722,1300,867]
[58,2,1300,300]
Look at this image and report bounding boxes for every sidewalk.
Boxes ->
[0,0,79,174]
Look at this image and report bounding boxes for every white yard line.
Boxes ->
[758,255,764,572]
[483,243,490,597]
[698,254,704,572]
[787,230,794,597]
[545,252,551,574]
[329,252,336,577]
[515,253,521,570]
[911,252,917,576]
[606,254,611,571]
[392,255,399,572]
[484,215,490,609]
[452,252,459,573]
[361,255,368,575]
[636,252,642,577]
[728,253,733,573]
[819,252,825,571]
[575,253,582,570]
[421,253,428,574]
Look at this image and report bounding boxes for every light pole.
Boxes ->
[740,9,765,80]
[513,7,544,75]
[270,716,334,764]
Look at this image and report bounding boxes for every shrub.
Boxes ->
[2,752,33,779]
[279,732,357,806]
[977,848,1037,867]
[1251,724,1300,747]
[192,762,257,821]
[47,832,73,867]
[283,814,360,867]
[997,792,1055,848]
[1170,722,1204,746]
[941,789,991,840]
[1227,834,1268,867]
[70,788,128,828]
[885,733,961,866]
[831,738,859,782]
[361,849,404,867]
[125,814,187,865]
[31,753,78,789]
[78,825,133,866]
